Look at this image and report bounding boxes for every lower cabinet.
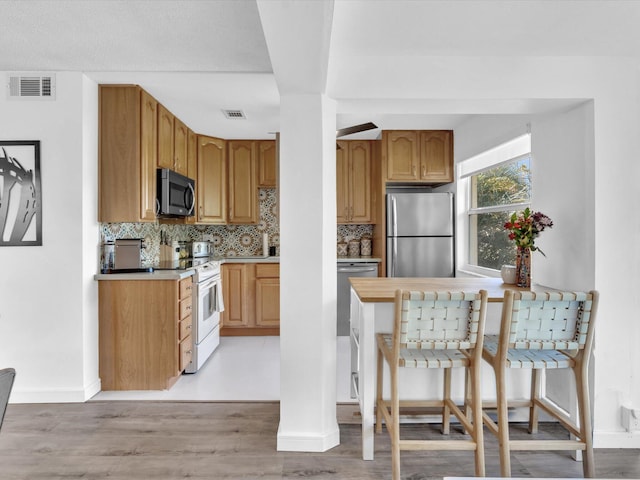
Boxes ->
[221,262,280,336]
[98,276,193,390]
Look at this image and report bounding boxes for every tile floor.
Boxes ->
[92,335,356,403]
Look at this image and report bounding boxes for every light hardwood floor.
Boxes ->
[0,401,638,479]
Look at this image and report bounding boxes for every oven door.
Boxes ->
[196,275,222,343]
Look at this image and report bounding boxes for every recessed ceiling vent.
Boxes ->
[7,73,56,100]
[222,109,246,119]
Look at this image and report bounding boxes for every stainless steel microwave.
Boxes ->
[156,168,195,217]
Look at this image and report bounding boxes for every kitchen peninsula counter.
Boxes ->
[349,277,542,461]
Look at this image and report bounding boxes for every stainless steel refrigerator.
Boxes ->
[386,190,454,277]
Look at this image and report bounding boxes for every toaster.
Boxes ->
[191,241,213,258]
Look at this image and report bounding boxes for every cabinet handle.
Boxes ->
[350,206,353,221]
[422,164,426,177]
[412,164,417,176]
[186,305,192,311]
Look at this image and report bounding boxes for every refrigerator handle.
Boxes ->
[390,237,397,277]
[390,196,398,237]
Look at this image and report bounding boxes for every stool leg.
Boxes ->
[442,368,452,434]
[574,355,595,478]
[376,347,384,434]
[495,364,511,477]
[390,366,401,480]
[529,368,541,434]
[470,361,485,476]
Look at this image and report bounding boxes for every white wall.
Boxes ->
[0,72,100,402]
[453,94,638,447]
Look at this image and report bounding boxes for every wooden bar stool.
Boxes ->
[482,290,599,477]
[376,289,489,480]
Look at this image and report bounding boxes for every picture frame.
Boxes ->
[0,140,42,246]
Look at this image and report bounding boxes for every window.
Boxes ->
[459,134,531,273]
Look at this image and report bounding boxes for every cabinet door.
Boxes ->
[348,141,372,223]
[258,140,277,187]
[228,140,258,224]
[197,135,227,224]
[139,90,158,221]
[157,104,175,170]
[184,129,198,225]
[174,118,189,176]
[385,130,419,181]
[221,264,249,327]
[255,278,280,327]
[336,141,350,223]
[420,130,453,182]
[99,85,156,223]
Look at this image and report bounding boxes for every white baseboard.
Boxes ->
[277,424,340,452]
[9,378,102,404]
[594,431,640,448]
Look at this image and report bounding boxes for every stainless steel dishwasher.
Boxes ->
[337,262,378,336]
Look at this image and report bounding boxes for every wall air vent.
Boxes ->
[7,73,56,100]
[222,109,246,119]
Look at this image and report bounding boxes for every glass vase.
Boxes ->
[516,246,531,288]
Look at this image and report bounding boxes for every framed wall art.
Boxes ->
[0,140,42,246]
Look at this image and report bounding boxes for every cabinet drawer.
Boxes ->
[256,263,279,278]
[179,277,193,299]
[179,296,193,320]
[179,335,193,372]
[179,315,193,341]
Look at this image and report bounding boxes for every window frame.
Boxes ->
[458,136,531,277]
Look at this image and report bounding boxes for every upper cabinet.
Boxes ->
[228,140,258,224]
[258,140,277,187]
[184,128,198,225]
[197,135,227,224]
[99,85,157,223]
[173,118,189,176]
[337,140,372,224]
[157,104,189,177]
[383,130,453,183]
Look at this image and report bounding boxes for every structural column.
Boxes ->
[277,93,339,452]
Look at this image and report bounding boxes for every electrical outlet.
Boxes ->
[202,234,213,242]
[621,406,640,432]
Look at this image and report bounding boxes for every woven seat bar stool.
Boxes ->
[482,290,599,477]
[376,289,489,480]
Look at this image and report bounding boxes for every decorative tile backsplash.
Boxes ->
[100,188,375,266]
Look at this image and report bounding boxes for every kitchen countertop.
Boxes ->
[94,256,280,281]
[95,256,382,280]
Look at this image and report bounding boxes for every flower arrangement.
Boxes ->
[504,207,553,255]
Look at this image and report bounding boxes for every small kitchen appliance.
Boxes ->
[190,241,212,258]
[114,238,144,269]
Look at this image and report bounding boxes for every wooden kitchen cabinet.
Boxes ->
[98,85,158,223]
[221,263,279,336]
[258,140,277,187]
[383,130,453,183]
[197,135,227,224]
[337,140,372,224]
[158,104,189,176]
[255,264,280,327]
[228,140,258,224]
[184,128,198,225]
[173,118,189,176]
[157,104,175,171]
[221,263,251,328]
[98,276,193,390]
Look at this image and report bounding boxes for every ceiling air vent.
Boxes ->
[7,73,56,100]
[222,109,246,119]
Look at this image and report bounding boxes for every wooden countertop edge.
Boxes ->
[349,277,539,303]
